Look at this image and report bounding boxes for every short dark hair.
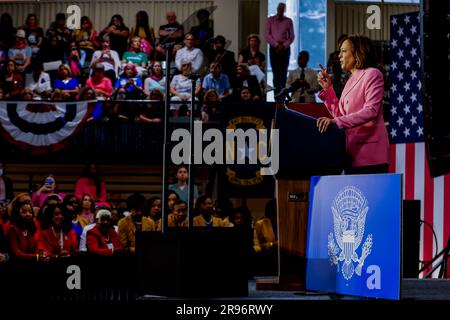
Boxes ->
[127,193,146,212]
[197,9,210,19]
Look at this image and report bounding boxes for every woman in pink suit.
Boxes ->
[317,35,389,174]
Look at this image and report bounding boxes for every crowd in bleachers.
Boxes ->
[0,162,278,275]
[0,9,271,122]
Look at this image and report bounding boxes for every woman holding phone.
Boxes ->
[316,35,389,174]
[31,175,65,208]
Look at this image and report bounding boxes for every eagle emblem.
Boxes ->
[328,186,373,280]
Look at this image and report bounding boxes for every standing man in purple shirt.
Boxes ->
[265,2,295,100]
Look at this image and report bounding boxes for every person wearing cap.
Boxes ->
[85,63,113,99]
[175,33,204,74]
[208,35,236,85]
[8,29,32,73]
[86,209,123,256]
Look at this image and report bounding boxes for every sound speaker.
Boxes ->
[403,200,421,278]
[421,0,450,177]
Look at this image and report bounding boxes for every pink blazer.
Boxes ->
[318,68,389,167]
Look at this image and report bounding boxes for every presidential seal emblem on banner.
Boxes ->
[328,186,373,280]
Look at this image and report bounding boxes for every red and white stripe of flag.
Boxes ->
[389,143,450,277]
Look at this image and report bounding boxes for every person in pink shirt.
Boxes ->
[74,163,107,202]
[31,175,65,208]
[85,63,112,99]
[265,2,294,100]
[316,35,389,174]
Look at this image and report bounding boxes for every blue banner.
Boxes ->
[306,174,402,300]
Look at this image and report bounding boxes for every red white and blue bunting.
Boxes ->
[0,100,95,154]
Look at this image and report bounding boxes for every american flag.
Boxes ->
[389,12,450,277]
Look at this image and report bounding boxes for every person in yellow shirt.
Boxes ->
[193,196,224,227]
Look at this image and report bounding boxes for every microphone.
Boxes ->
[274,81,302,99]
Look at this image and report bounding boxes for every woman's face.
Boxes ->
[66,197,79,214]
[181,63,191,76]
[339,39,356,72]
[131,38,140,49]
[206,93,218,102]
[112,17,120,27]
[150,199,162,216]
[27,16,37,27]
[59,67,69,78]
[7,61,15,73]
[249,37,258,48]
[19,204,33,223]
[82,195,92,210]
[152,63,162,74]
[168,194,178,209]
[174,204,187,222]
[240,89,251,101]
[81,19,90,30]
[52,208,64,227]
[124,67,134,78]
[233,213,244,226]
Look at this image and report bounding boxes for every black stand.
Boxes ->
[419,236,450,278]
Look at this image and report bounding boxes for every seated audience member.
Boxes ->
[155,11,184,59]
[1,59,24,100]
[139,89,164,123]
[23,14,44,57]
[167,190,179,215]
[63,194,83,243]
[193,196,224,227]
[90,35,121,84]
[286,50,319,103]
[65,41,86,80]
[253,199,278,275]
[0,161,14,203]
[118,193,154,253]
[230,206,253,229]
[99,15,129,59]
[79,194,96,226]
[38,203,78,259]
[75,16,99,63]
[46,13,73,47]
[36,34,65,83]
[85,63,112,99]
[130,11,155,57]
[0,221,9,264]
[25,61,52,99]
[74,163,107,202]
[122,37,148,76]
[189,9,214,52]
[113,63,144,99]
[145,197,162,231]
[0,13,16,50]
[175,33,204,74]
[213,197,234,227]
[7,201,49,262]
[201,89,220,122]
[168,200,188,227]
[53,64,80,100]
[144,61,166,96]
[8,29,32,73]
[238,34,266,70]
[31,175,65,208]
[208,35,236,84]
[202,63,231,101]
[233,64,262,101]
[20,88,33,100]
[239,86,253,102]
[169,165,199,204]
[169,61,201,117]
[86,209,123,256]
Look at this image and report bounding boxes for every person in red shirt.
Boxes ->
[7,201,49,263]
[86,209,123,256]
[38,203,78,259]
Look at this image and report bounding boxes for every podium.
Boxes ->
[257,103,346,290]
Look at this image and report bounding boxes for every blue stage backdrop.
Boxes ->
[306,174,402,300]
